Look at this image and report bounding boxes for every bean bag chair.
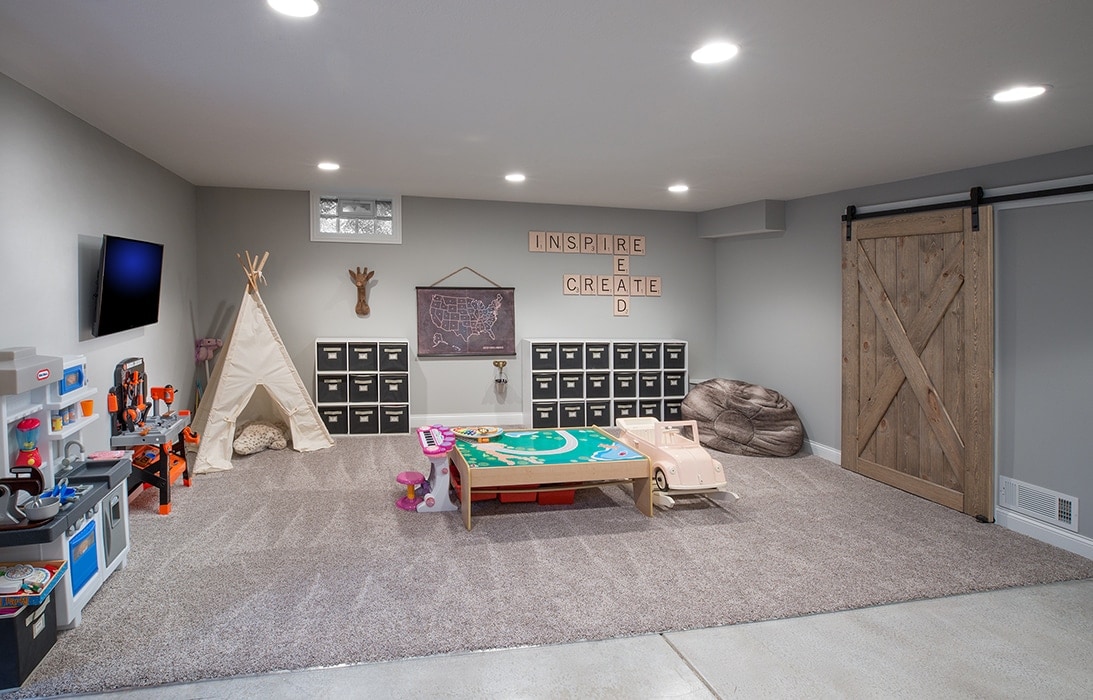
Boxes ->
[681,378,803,457]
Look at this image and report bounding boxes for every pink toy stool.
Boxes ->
[396,471,426,511]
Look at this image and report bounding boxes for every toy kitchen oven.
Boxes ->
[0,348,131,629]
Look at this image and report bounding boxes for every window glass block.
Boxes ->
[313,194,400,244]
[340,199,374,217]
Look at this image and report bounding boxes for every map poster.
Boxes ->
[416,286,516,357]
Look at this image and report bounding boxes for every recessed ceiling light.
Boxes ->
[317,161,340,171]
[268,0,320,18]
[992,84,1049,102]
[505,173,526,183]
[691,41,739,64]
[668,184,689,193]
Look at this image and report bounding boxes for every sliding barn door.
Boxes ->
[842,206,993,519]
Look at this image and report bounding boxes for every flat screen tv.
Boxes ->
[91,235,165,337]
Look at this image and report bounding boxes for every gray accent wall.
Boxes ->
[194,190,715,420]
[0,73,198,453]
[996,199,1093,539]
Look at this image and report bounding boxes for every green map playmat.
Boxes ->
[453,428,647,468]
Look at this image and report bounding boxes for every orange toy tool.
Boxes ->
[181,426,200,446]
[150,385,176,417]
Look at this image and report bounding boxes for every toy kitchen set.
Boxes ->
[0,347,131,643]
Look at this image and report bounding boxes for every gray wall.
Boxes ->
[194,190,715,420]
[714,145,1093,453]
[996,199,1093,538]
[0,72,198,453]
[712,202,842,447]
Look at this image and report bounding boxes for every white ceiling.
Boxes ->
[2,0,1092,212]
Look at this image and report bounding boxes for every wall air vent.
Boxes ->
[999,476,1078,532]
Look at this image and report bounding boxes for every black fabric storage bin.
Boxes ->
[613,400,637,422]
[0,595,57,690]
[530,343,558,370]
[348,342,378,371]
[319,406,348,434]
[638,342,662,368]
[316,374,348,403]
[586,402,610,425]
[316,342,348,371]
[348,374,378,403]
[379,374,409,403]
[378,343,409,372]
[612,343,637,369]
[532,402,559,428]
[380,405,410,433]
[532,372,558,400]
[584,343,610,369]
[349,406,379,434]
[663,343,686,368]
[559,402,586,427]
[558,373,584,399]
[557,343,583,369]
[585,372,610,398]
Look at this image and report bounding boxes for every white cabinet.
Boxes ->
[522,338,688,429]
[315,338,410,435]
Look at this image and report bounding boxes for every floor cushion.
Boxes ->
[233,420,289,456]
[681,378,804,457]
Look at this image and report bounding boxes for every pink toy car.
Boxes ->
[615,417,727,493]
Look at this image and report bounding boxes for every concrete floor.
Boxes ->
[70,578,1093,699]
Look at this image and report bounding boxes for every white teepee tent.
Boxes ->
[189,252,334,473]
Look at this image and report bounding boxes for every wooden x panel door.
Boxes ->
[842,207,993,519]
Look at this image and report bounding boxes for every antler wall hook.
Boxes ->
[349,266,376,315]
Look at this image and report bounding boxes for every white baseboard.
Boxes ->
[411,411,526,428]
[805,440,840,463]
[805,444,1091,560]
[994,508,1093,561]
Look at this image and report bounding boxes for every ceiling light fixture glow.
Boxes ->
[691,41,739,64]
[668,184,689,193]
[317,161,340,171]
[505,173,526,183]
[992,84,1049,102]
[268,0,320,18]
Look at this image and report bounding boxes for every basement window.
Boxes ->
[310,192,401,244]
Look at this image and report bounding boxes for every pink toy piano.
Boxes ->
[395,425,460,513]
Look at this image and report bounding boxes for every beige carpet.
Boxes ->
[13,434,1093,697]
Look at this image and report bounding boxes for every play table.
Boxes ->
[448,427,652,530]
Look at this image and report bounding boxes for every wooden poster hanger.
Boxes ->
[428,266,503,288]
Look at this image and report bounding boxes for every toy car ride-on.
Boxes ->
[615,416,735,509]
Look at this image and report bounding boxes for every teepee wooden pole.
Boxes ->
[236,250,269,293]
